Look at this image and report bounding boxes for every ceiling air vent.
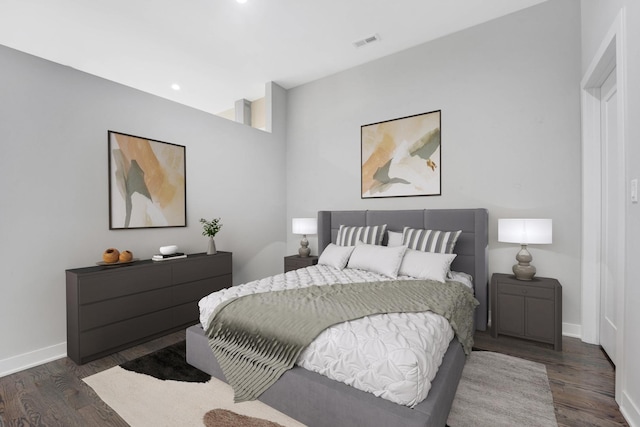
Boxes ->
[353,34,380,48]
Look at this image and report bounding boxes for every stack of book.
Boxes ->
[152,252,187,261]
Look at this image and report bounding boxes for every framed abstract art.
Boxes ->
[361,110,441,198]
[108,131,186,229]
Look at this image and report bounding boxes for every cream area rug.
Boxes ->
[83,343,557,427]
[83,365,303,427]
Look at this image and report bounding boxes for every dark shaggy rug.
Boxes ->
[120,340,211,383]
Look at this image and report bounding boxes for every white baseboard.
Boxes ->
[0,342,66,378]
[562,322,582,339]
[622,391,640,427]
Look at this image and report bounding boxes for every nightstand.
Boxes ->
[491,273,562,351]
[284,255,319,272]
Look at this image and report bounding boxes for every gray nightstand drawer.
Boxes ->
[498,283,554,300]
[284,255,319,272]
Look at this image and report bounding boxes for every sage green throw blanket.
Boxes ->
[206,279,478,402]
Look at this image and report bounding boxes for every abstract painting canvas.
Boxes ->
[108,131,186,229]
[361,110,441,198]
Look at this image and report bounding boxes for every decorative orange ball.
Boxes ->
[102,248,120,263]
[119,250,133,262]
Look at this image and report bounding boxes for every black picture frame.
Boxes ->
[108,131,186,229]
[361,110,441,198]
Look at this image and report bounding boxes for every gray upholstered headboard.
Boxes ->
[317,209,489,331]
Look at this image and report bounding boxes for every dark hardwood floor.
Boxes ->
[0,329,628,426]
[474,330,628,427]
[0,330,185,427]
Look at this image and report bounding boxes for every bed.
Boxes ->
[186,208,488,427]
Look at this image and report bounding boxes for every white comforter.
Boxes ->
[199,265,470,407]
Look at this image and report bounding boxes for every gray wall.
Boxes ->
[285,1,582,330]
[581,0,640,423]
[0,45,287,373]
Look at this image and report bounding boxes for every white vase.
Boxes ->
[207,237,217,255]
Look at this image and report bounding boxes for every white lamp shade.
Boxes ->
[292,218,317,235]
[498,218,552,244]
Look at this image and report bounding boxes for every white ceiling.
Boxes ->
[0,0,547,115]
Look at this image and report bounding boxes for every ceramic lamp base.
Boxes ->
[513,244,536,280]
[298,235,310,257]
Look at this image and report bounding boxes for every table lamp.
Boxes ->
[498,218,552,281]
[292,218,317,257]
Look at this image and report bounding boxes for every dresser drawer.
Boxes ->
[170,274,232,306]
[76,265,172,304]
[498,282,554,299]
[172,301,201,327]
[172,253,232,284]
[79,287,173,331]
[79,308,175,360]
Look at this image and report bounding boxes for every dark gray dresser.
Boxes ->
[66,251,232,364]
[490,273,562,351]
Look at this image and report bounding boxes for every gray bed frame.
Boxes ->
[186,208,488,427]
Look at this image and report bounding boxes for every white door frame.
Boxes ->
[581,9,627,403]
[599,67,621,363]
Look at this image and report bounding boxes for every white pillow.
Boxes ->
[347,243,407,278]
[386,231,403,247]
[318,243,355,270]
[449,271,473,289]
[398,249,457,283]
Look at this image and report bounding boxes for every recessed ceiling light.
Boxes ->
[171,83,181,91]
[236,0,247,3]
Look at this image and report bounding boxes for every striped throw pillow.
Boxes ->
[402,227,462,254]
[336,224,387,246]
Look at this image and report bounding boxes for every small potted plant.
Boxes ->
[200,217,222,255]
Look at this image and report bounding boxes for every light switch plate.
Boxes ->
[631,179,638,203]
